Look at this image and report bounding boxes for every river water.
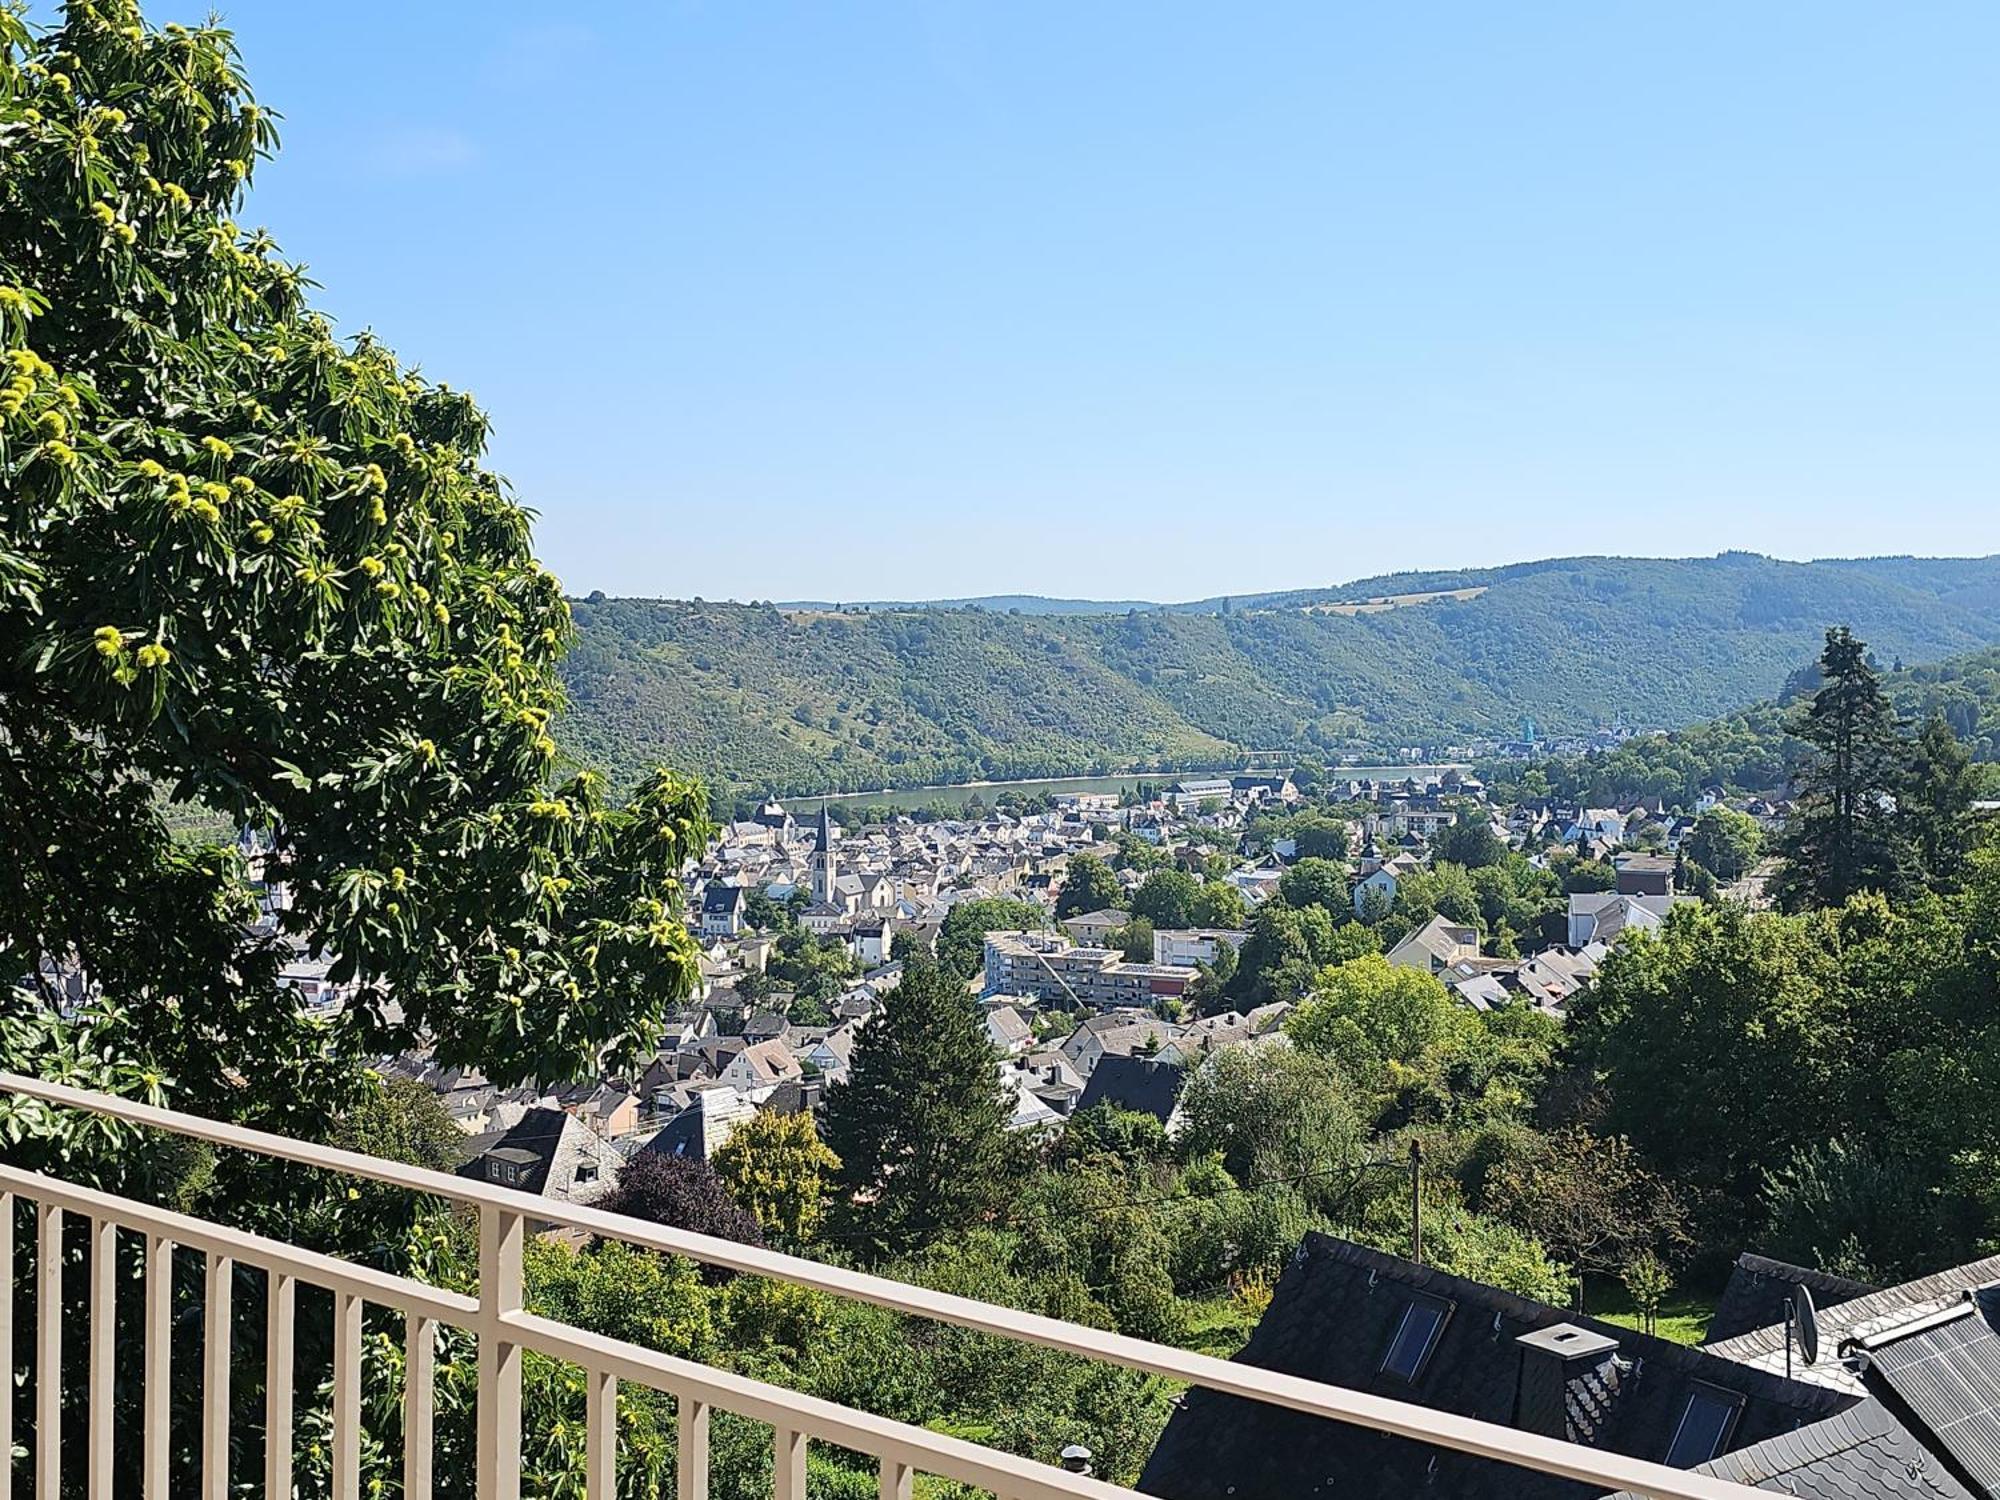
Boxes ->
[784,765,1469,814]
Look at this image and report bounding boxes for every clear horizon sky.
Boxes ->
[101,2,2000,600]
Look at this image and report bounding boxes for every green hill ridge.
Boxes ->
[559,553,2000,800]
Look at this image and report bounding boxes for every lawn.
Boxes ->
[1586,1280,1717,1346]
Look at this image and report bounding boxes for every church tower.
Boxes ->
[811,805,837,905]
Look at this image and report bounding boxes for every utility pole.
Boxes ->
[1409,1138,1424,1266]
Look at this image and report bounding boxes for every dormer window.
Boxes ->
[1381,1294,1452,1383]
[1665,1383,1744,1467]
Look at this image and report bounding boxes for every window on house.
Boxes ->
[1665,1385,1744,1467]
[575,1161,599,1185]
[1380,1295,1451,1383]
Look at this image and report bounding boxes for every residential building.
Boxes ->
[982,930,1189,1009]
[1385,914,1480,975]
[458,1106,623,1205]
[1141,1232,1864,1500]
[1152,927,1250,968]
[1061,907,1127,946]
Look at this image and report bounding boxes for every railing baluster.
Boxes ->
[204,1251,232,1500]
[0,1191,12,1494]
[333,1288,363,1500]
[678,1395,710,1500]
[405,1312,435,1500]
[476,1204,524,1500]
[88,1217,115,1495]
[36,1202,60,1500]
[880,1457,913,1500]
[266,1269,295,1500]
[586,1366,617,1497]
[144,1233,173,1500]
[774,1426,806,1500]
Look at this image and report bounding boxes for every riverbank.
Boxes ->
[785,764,1470,815]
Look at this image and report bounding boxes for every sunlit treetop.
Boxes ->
[0,0,709,1112]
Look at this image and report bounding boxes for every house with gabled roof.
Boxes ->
[1386,914,1480,975]
[1703,1253,1880,1346]
[1702,1252,2000,1396]
[1141,1232,1857,1500]
[1074,1052,1185,1125]
[636,1082,755,1162]
[718,1038,803,1094]
[1057,1011,1184,1078]
[457,1106,622,1205]
[699,881,746,937]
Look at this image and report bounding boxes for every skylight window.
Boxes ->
[1665,1384,1744,1467]
[1381,1295,1451,1383]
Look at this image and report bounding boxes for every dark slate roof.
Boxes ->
[1075,1053,1185,1124]
[457,1106,569,1194]
[1857,1286,2000,1498]
[1706,1254,1881,1345]
[1138,1232,1857,1500]
[701,883,744,915]
[760,1079,822,1116]
[1602,1400,1974,1500]
[1706,1255,2000,1394]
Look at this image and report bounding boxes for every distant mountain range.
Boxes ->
[563,552,2000,802]
[776,594,1164,616]
[776,552,2000,619]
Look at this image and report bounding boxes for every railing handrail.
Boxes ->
[0,1159,1141,1500]
[0,1070,1773,1500]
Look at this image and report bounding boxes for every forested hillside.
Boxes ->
[562,554,2000,799]
[1484,645,2000,806]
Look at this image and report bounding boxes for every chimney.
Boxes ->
[1515,1324,1620,1442]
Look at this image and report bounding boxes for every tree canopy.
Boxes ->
[1053,851,1123,918]
[1685,806,1762,882]
[935,896,1045,982]
[0,4,710,1118]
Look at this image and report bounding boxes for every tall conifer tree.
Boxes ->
[821,954,1016,1257]
[1774,628,1912,909]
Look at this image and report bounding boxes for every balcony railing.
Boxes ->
[0,1070,1767,1500]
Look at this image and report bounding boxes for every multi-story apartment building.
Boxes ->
[983,930,1189,1009]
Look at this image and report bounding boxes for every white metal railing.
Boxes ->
[0,1070,1771,1500]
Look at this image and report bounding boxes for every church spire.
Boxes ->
[812,805,838,904]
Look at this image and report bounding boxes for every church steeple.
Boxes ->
[811,805,838,904]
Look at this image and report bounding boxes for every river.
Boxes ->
[784,765,1470,814]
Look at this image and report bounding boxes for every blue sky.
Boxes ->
[134,3,2000,599]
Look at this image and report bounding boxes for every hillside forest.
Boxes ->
[561,557,2000,804]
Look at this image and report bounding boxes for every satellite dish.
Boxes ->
[1791,1284,1820,1366]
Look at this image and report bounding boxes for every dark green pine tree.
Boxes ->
[1905,710,1983,892]
[821,953,1017,1259]
[1773,627,1914,910]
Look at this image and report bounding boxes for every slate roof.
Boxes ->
[1075,1053,1185,1124]
[1854,1285,2000,1498]
[1706,1254,1881,1346]
[1602,1399,1974,1500]
[700,883,743,916]
[1706,1255,2000,1396]
[456,1106,618,1202]
[1138,1232,1856,1500]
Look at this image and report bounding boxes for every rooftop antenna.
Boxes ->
[1786,1283,1820,1378]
